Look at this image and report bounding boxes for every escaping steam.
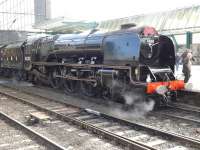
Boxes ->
[124,90,155,117]
[123,91,141,105]
[108,80,155,119]
[11,78,33,87]
[109,89,155,119]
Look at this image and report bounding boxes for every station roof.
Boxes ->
[98,5,200,35]
[34,17,98,33]
[34,5,200,35]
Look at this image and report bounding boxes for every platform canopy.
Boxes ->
[34,5,200,35]
[98,5,200,35]
[34,17,98,33]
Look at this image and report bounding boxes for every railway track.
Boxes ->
[154,102,200,124]
[0,111,66,150]
[0,92,126,149]
[0,84,199,149]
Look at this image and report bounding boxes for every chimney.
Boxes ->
[120,23,136,29]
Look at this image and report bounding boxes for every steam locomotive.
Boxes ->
[0,25,184,106]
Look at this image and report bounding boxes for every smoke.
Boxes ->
[108,89,155,119]
[123,91,141,105]
[110,101,155,120]
[112,80,123,88]
[105,79,155,119]
[0,80,9,84]
[124,90,155,117]
[133,99,155,117]
[11,78,33,87]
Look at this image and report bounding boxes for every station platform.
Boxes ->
[175,65,200,92]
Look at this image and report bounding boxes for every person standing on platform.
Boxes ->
[181,49,194,83]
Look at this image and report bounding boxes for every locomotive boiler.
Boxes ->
[0,26,185,106]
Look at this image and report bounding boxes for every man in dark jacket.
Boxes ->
[181,49,193,83]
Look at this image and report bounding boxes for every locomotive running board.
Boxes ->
[32,61,146,86]
[31,62,131,70]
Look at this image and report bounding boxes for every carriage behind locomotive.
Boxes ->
[0,26,184,106]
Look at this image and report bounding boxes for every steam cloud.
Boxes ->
[11,77,33,87]
[123,90,155,118]
[109,86,155,119]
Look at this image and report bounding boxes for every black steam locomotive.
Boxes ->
[0,26,184,106]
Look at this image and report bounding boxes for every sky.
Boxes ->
[51,0,200,21]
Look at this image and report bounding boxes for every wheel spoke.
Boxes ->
[81,81,96,97]
[63,79,76,94]
[49,68,62,89]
